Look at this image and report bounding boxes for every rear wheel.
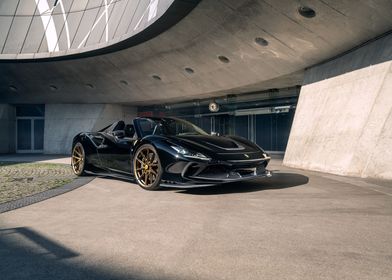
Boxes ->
[71,142,86,176]
[133,144,162,190]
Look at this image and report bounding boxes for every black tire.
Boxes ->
[133,144,162,190]
[71,142,87,176]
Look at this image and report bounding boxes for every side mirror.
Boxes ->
[211,131,220,136]
[113,130,125,138]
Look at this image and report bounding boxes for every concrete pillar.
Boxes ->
[44,104,137,154]
[0,104,15,153]
[284,33,392,180]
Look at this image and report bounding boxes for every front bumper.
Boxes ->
[162,157,271,187]
[161,169,271,188]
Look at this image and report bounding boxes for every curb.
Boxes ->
[0,176,95,214]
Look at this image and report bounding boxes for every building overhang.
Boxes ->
[0,0,392,105]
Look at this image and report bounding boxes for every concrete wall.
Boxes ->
[44,104,137,154]
[0,104,15,153]
[284,34,392,180]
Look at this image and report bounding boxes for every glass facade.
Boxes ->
[138,88,299,152]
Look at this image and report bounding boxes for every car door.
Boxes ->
[97,131,136,174]
[85,132,105,168]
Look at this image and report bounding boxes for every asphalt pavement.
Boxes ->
[1,159,391,280]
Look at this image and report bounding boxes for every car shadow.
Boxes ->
[172,172,309,195]
[92,171,309,195]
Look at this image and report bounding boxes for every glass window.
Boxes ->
[16,105,45,117]
[17,119,32,150]
[34,119,44,150]
[137,119,156,137]
[136,118,208,138]
[235,116,248,139]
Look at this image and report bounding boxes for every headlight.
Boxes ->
[171,145,187,155]
[171,145,211,161]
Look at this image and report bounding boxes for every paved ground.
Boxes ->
[0,158,391,280]
[0,154,70,165]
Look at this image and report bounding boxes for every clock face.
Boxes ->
[209,102,219,112]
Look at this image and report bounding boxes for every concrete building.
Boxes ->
[0,0,392,180]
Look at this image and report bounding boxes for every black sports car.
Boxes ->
[71,117,271,190]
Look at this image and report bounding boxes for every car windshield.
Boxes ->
[137,118,208,137]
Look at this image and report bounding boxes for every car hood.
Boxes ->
[167,135,260,154]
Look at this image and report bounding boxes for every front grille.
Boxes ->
[183,163,202,177]
[183,163,266,181]
[200,165,227,177]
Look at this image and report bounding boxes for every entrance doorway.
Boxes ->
[16,118,44,153]
[15,105,45,153]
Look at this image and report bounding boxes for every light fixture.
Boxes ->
[209,101,219,112]
[218,55,230,63]
[273,105,291,113]
[49,85,58,91]
[298,6,316,18]
[9,85,17,92]
[152,75,161,81]
[255,37,269,46]
[185,67,194,74]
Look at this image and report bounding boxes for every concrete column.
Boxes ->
[0,104,15,153]
[44,104,137,154]
[284,33,392,180]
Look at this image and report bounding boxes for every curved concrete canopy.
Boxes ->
[0,0,176,59]
[1,0,392,105]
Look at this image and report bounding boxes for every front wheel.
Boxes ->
[133,144,162,190]
[71,142,87,176]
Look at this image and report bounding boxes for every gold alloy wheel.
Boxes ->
[134,145,161,189]
[71,143,85,176]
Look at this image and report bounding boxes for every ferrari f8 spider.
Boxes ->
[71,117,271,190]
